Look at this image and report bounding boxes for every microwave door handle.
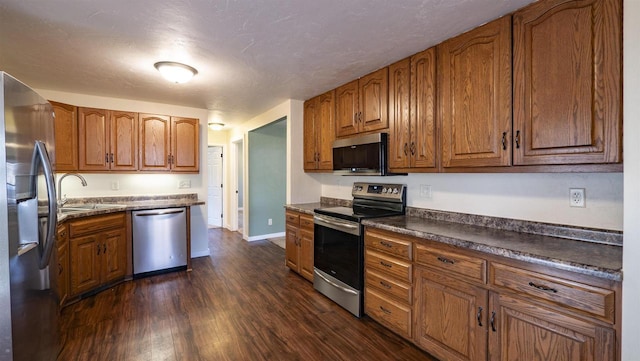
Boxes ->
[32,141,58,269]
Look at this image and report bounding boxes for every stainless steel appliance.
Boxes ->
[332,133,389,176]
[132,207,188,277]
[314,182,406,317]
[0,72,60,360]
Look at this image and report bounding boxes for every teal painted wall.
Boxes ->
[248,117,286,237]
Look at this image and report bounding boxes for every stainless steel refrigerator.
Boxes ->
[0,72,60,360]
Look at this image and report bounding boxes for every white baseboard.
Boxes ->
[191,248,211,258]
[246,231,285,242]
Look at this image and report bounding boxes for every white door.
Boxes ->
[208,146,223,227]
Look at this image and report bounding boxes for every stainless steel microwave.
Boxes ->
[332,133,389,176]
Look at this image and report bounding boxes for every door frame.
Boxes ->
[207,145,224,228]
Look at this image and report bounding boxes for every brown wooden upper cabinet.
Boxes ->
[388,48,437,172]
[139,114,199,172]
[78,107,138,171]
[51,101,78,172]
[512,0,622,165]
[438,16,513,168]
[303,90,335,171]
[335,67,389,138]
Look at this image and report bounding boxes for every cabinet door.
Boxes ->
[139,114,171,171]
[410,47,437,169]
[110,111,138,170]
[56,244,69,306]
[512,0,622,165]
[285,223,300,271]
[316,90,335,170]
[359,67,389,133]
[439,16,512,168]
[299,228,314,282]
[51,101,78,172]
[335,80,359,138]
[102,228,127,283]
[171,117,199,172]
[488,292,616,361]
[78,107,110,171]
[303,98,318,170]
[69,234,101,296]
[388,58,411,170]
[415,267,488,361]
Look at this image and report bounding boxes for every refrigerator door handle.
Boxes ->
[32,141,58,269]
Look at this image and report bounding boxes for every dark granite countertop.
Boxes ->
[363,215,622,282]
[57,194,205,222]
[284,202,321,215]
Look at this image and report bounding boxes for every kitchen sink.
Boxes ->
[58,203,126,214]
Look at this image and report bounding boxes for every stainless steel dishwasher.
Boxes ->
[132,207,187,277]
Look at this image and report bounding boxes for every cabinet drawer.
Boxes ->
[365,249,412,282]
[300,214,314,230]
[365,229,411,260]
[365,288,412,339]
[490,262,615,323]
[366,269,412,304]
[415,244,486,283]
[285,211,300,226]
[69,213,126,238]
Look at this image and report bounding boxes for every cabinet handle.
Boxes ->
[379,241,393,248]
[403,143,408,156]
[60,231,66,238]
[103,244,107,253]
[380,306,392,315]
[528,281,558,293]
[490,311,497,332]
[437,256,455,265]
[358,112,362,123]
[105,153,109,163]
[410,142,416,155]
[110,153,114,163]
[97,244,101,255]
[379,281,392,289]
[501,132,507,150]
[379,261,392,268]
[477,306,483,327]
[58,263,63,275]
[515,130,521,149]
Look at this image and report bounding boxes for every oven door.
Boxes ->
[313,213,364,317]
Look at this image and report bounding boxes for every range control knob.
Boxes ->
[392,188,399,194]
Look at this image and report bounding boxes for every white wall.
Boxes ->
[622,1,639,359]
[37,89,211,258]
[317,172,623,230]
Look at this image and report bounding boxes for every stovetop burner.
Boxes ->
[314,182,407,222]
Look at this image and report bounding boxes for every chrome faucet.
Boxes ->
[57,173,88,206]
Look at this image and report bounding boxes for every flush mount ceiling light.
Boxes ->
[154,61,198,83]
[208,122,225,131]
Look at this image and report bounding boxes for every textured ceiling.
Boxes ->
[0,0,535,126]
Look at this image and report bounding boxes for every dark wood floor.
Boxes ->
[59,228,437,360]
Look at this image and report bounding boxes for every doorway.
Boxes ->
[207,146,223,228]
[233,139,244,234]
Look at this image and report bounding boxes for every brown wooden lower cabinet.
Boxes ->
[68,212,127,297]
[285,210,314,282]
[52,224,70,306]
[363,227,620,361]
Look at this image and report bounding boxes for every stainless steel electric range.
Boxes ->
[313,182,406,317]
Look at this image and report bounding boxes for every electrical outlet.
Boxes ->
[110,181,119,190]
[420,184,432,198]
[178,180,191,189]
[570,188,585,207]
[268,218,273,226]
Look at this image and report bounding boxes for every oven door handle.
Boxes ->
[314,270,358,295]
[314,214,360,236]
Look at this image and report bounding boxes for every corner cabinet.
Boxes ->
[139,114,199,172]
[68,212,127,297]
[78,107,138,171]
[438,16,512,168]
[362,227,620,361]
[51,101,79,172]
[335,67,389,138]
[52,223,70,306]
[285,210,314,282]
[303,90,335,172]
[512,0,622,165]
